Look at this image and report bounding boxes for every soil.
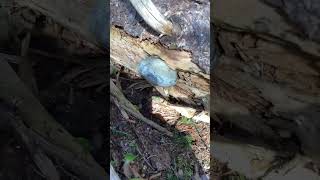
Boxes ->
[0,49,214,179]
[110,68,211,179]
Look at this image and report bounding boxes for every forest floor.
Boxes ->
[110,65,212,180]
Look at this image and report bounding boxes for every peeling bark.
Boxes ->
[111,0,210,73]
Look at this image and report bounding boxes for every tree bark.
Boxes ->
[110,26,210,106]
[0,58,107,180]
[111,0,210,73]
[212,0,320,166]
[12,0,108,48]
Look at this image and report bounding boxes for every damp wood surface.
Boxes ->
[212,0,320,177]
[111,26,210,106]
[111,0,210,73]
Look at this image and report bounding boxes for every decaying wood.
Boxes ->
[1,0,112,179]
[212,136,280,179]
[212,136,319,179]
[0,58,107,180]
[111,0,210,73]
[212,0,320,176]
[0,101,60,180]
[264,155,320,180]
[13,0,107,48]
[213,0,320,57]
[10,116,61,180]
[7,0,210,109]
[212,29,320,159]
[128,0,175,36]
[110,26,210,107]
[110,26,202,74]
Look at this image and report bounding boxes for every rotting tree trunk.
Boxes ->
[11,0,211,108]
[110,0,210,110]
[1,0,109,179]
[0,59,107,180]
[2,0,211,179]
[10,0,108,49]
[212,0,320,178]
[110,26,210,106]
[111,0,211,73]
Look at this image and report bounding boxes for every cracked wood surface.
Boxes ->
[213,0,320,57]
[111,26,210,106]
[213,6,320,165]
[111,0,210,73]
[13,0,108,48]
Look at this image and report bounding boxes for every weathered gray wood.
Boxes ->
[111,26,210,108]
[111,0,210,73]
[212,136,319,179]
[0,58,107,180]
[212,0,320,166]
[13,0,108,48]
[213,0,320,57]
[263,0,320,43]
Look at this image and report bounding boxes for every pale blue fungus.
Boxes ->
[138,57,177,87]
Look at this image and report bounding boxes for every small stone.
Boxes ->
[138,56,177,87]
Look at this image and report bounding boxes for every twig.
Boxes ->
[136,146,155,171]
[110,81,173,137]
[112,96,135,123]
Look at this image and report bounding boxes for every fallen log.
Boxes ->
[1,0,111,178]
[110,0,210,108]
[0,101,60,180]
[212,136,319,179]
[212,0,320,172]
[213,0,320,57]
[110,26,210,107]
[5,0,209,109]
[13,0,108,48]
[111,0,210,73]
[0,57,107,180]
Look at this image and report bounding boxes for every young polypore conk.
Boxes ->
[138,56,177,87]
[129,0,177,36]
